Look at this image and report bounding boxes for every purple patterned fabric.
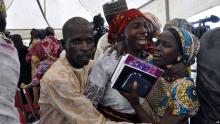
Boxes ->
[124,54,164,78]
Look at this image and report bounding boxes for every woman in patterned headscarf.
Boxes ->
[122,27,200,124]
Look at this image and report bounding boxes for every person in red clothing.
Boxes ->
[85,9,158,123]
[24,27,62,103]
[21,33,61,89]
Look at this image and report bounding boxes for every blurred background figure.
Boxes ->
[21,27,62,89]
[28,28,41,50]
[93,14,108,48]
[25,26,61,103]
[0,0,20,123]
[191,28,220,124]
[11,34,33,104]
[11,34,32,89]
[190,15,220,38]
[163,18,193,33]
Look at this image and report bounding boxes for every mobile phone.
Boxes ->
[121,72,153,98]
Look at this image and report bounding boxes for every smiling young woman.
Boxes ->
[122,27,200,124]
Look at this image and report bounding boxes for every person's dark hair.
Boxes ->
[45,26,54,36]
[62,17,91,42]
[0,14,6,32]
[92,14,108,47]
[93,14,104,28]
[59,39,66,50]
[38,29,46,40]
[29,28,40,46]
[11,34,24,51]
[4,31,11,39]
[30,28,39,38]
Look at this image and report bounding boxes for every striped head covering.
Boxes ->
[108,9,156,44]
[103,0,128,16]
[166,27,200,66]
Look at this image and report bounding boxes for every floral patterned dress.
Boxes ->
[142,77,199,123]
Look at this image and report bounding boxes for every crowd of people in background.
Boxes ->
[0,0,220,124]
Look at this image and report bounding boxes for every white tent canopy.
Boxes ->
[4,0,151,40]
[4,0,220,40]
[140,0,220,26]
[5,0,149,29]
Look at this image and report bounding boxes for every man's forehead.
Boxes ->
[159,31,176,42]
[68,23,91,31]
[66,26,93,39]
[67,25,92,35]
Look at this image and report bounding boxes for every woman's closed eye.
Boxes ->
[162,41,172,48]
[155,39,172,48]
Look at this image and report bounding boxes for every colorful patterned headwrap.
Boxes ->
[41,36,61,59]
[108,9,156,44]
[166,27,200,66]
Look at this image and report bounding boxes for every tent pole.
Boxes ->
[137,0,154,10]
[165,0,170,22]
[44,0,46,16]
[36,0,50,26]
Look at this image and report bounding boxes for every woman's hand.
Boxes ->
[20,83,30,89]
[120,81,140,107]
[159,107,187,124]
[120,81,153,123]
[165,63,188,82]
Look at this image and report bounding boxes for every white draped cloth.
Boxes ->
[0,33,20,124]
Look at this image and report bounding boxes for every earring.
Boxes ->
[177,56,181,62]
